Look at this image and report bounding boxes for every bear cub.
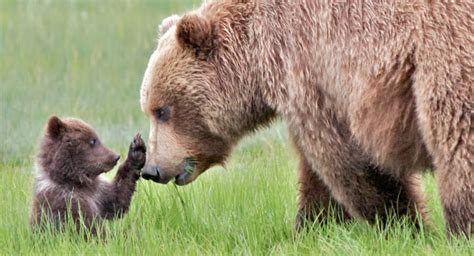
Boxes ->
[30,116,146,235]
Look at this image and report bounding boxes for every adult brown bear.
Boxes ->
[140,0,473,236]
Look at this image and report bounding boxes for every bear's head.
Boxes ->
[38,116,120,185]
[140,10,275,185]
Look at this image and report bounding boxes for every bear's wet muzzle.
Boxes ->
[141,165,194,186]
[141,165,172,184]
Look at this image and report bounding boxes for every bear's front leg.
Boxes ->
[295,148,352,231]
[287,103,427,230]
[100,133,146,219]
[413,79,473,236]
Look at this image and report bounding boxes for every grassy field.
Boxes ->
[0,1,472,255]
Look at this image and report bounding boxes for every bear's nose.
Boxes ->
[113,155,120,162]
[142,165,160,181]
[142,165,171,184]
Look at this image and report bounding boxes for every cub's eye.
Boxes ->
[89,138,97,146]
[155,107,170,122]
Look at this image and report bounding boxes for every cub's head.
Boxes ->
[140,10,275,185]
[38,116,120,185]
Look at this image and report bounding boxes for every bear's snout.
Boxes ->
[113,155,120,163]
[142,165,172,184]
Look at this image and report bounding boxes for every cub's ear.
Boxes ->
[159,14,180,36]
[176,14,214,58]
[46,115,66,138]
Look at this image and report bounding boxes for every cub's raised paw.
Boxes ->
[127,133,146,170]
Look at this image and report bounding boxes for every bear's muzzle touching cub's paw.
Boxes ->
[30,116,146,237]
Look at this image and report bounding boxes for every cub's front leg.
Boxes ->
[100,133,146,219]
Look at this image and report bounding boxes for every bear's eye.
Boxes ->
[89,138,98,146]
[155,107,170,122]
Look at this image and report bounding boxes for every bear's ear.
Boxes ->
[46,115,66,138]
[176,14,214,58]
[159,14,180,36]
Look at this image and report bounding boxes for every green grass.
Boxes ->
[0,1,472,255]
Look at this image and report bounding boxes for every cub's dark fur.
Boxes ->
[30,116,146,235]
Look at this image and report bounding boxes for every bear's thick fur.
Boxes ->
[30,116,146,235]
[140,0,473,236]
